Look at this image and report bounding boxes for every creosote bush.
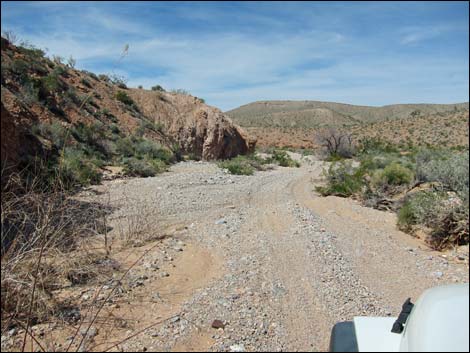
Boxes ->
[115,90,134,106]
[218,156,255,175]
[316,160,364,197]
[371,163,413,190]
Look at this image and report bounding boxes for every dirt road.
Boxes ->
[71,156,470,351]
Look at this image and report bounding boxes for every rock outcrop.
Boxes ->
[130,90,256,160]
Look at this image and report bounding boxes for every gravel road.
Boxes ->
[66,156,470,351]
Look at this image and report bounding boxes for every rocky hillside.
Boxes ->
[0,37,254,180]
[227,100,469,149]
[227,100,469,128]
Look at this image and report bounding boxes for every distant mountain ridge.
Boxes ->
[226,100,469,128]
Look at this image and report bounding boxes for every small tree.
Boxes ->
[314,128,355,159]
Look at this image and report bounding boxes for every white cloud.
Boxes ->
[2,2,468,110]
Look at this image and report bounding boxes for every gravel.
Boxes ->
[5,158,466,352]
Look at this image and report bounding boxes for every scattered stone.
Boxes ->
[215,218,227,225]
[80,327,98,338]
[230,344,246,352]
[211,319,226,329]
[160,272,170,278]
[170,316,180,323]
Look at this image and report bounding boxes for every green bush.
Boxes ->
[151,85,165,92]
[10,58,30,83]
[122,157,166,177]
[134,139,173,163]
[59,147,102,187]
[397,190,469,249]
[33,122,69,148]
[83,71,99,81]
[218,156,254,175]
[416,150,468,195]
[115,136,135,157]
[271,150,300,167]
[115,91,134,106]
[316,161,364,197]
[397,191,443,230]
[372,163,413,189]
[80,78,92,88]
[98,74,110,82]
[359,137,399,155]
[136,119,164,136]
[39,72,63,97]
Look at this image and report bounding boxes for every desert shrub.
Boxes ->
[416,150,469,195]
[96,108,118,123]
[110,74,128,88]
[52,65,68,78]
[82,70,99,81]
[59,147,102,187]
[98,73,110,82]
[151,85,165,91]
[136,119,164,136]
[218,156,254,175]
[9,58,30,83]
[17,44,46,60]
[1,169,114,332]
[115,91,138,111]
[63,87,82,106]
[316,160,364,197]
[33,122,69,148]
[115,136,135,157]
[80,78,92,88]
[358,137,399,154]
[372,163,413,190]
[110,123,121,135]
[397,191,443,230]
[398,190,469,249]
[134,139,173,163]
[19,80,40,104]
[270,150,300,167]
[122,157,167,177]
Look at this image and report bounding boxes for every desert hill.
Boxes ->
[227,100,469,128]
[227,100,469,149]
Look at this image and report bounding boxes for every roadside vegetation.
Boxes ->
[316,131,469,250]
[218,149,300,175]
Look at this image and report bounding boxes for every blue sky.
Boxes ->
[1,1,469,110]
